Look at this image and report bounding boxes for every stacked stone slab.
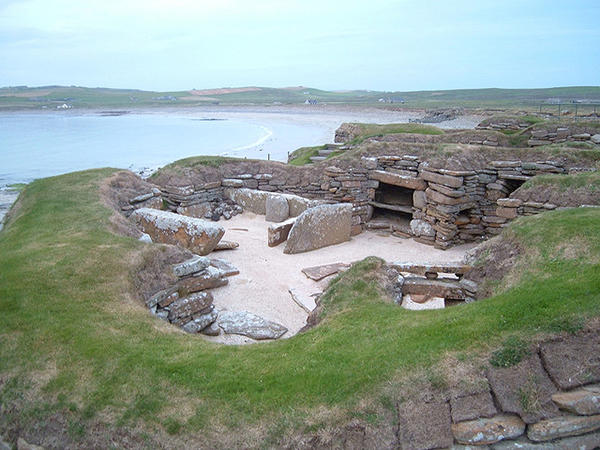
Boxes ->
[319,166,373,235]
[390,261,476,306]
[475,120,600,148]
[527,126,600,147]
[476,117,533,132]
[121,187,163,215]
[147,256,238,334]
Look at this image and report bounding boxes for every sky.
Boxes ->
[1,0,599,92]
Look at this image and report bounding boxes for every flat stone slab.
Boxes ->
[168,291,214,322]
[288,287,318,313]
[213,240,239,251]
[527,414,600,442]
[390,261,472,276]
[182,306,218,334]
[402,277,467,299]
[177,266,229,295]
[452,415,526,446]
[301,263,351,281]
[172,255,211,277]
[552,384,600,415]
[539,331,600,390]
[369,170,427,190]
[209,258,240,277]
[131,207,224,255]
[218,311,288,340]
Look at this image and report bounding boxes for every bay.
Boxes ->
[0,111,332,188]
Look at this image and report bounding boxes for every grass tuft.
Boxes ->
[489,336,530,368]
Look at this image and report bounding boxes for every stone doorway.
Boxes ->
[369,183,415,232]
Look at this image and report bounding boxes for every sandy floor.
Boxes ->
[205,213,477,344]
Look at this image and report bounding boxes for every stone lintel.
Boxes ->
[390,261,472,275]
[369,170,427,190]
[421,170,464,188]
[402,277,466,299]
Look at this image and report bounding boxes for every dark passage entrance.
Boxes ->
[369,182,415,229]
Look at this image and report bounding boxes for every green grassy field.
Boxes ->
[2,85,599,111]
[1,167,599,447]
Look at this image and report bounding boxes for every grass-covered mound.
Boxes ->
[1,169,599,448]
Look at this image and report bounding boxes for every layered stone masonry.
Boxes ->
[476,120,600,147]
[151,155,597,251]
[527,127,600,147]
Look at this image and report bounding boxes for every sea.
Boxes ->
[0,110,337,228]
[0,111,334,188]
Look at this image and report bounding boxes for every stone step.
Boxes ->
[318,150,336,156]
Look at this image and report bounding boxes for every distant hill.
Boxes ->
[1,85,599,111]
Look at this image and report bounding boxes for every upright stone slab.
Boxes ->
[224,188,269,214]
[268,218,296,247]
[284,203,352,254]
[265,195,290,223]
[131,208,224,255]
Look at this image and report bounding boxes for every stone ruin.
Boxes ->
[121,121,600,337]
[111,122,600,449]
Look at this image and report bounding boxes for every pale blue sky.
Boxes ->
[1,0,598,92]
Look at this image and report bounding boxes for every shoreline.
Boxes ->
[0,106,484,227]
[0,103,484,127]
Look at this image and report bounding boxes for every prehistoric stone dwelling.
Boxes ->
[115,120,600,450]
[144,120,599,252]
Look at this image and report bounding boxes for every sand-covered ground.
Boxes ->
[205,212,477,345]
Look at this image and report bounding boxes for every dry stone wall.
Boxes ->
[153,154,597,251]
[476,119,600,147]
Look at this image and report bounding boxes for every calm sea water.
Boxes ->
[0,112,331,188]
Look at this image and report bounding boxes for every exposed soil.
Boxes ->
[514,184,600,207]
[462,236,523,299]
